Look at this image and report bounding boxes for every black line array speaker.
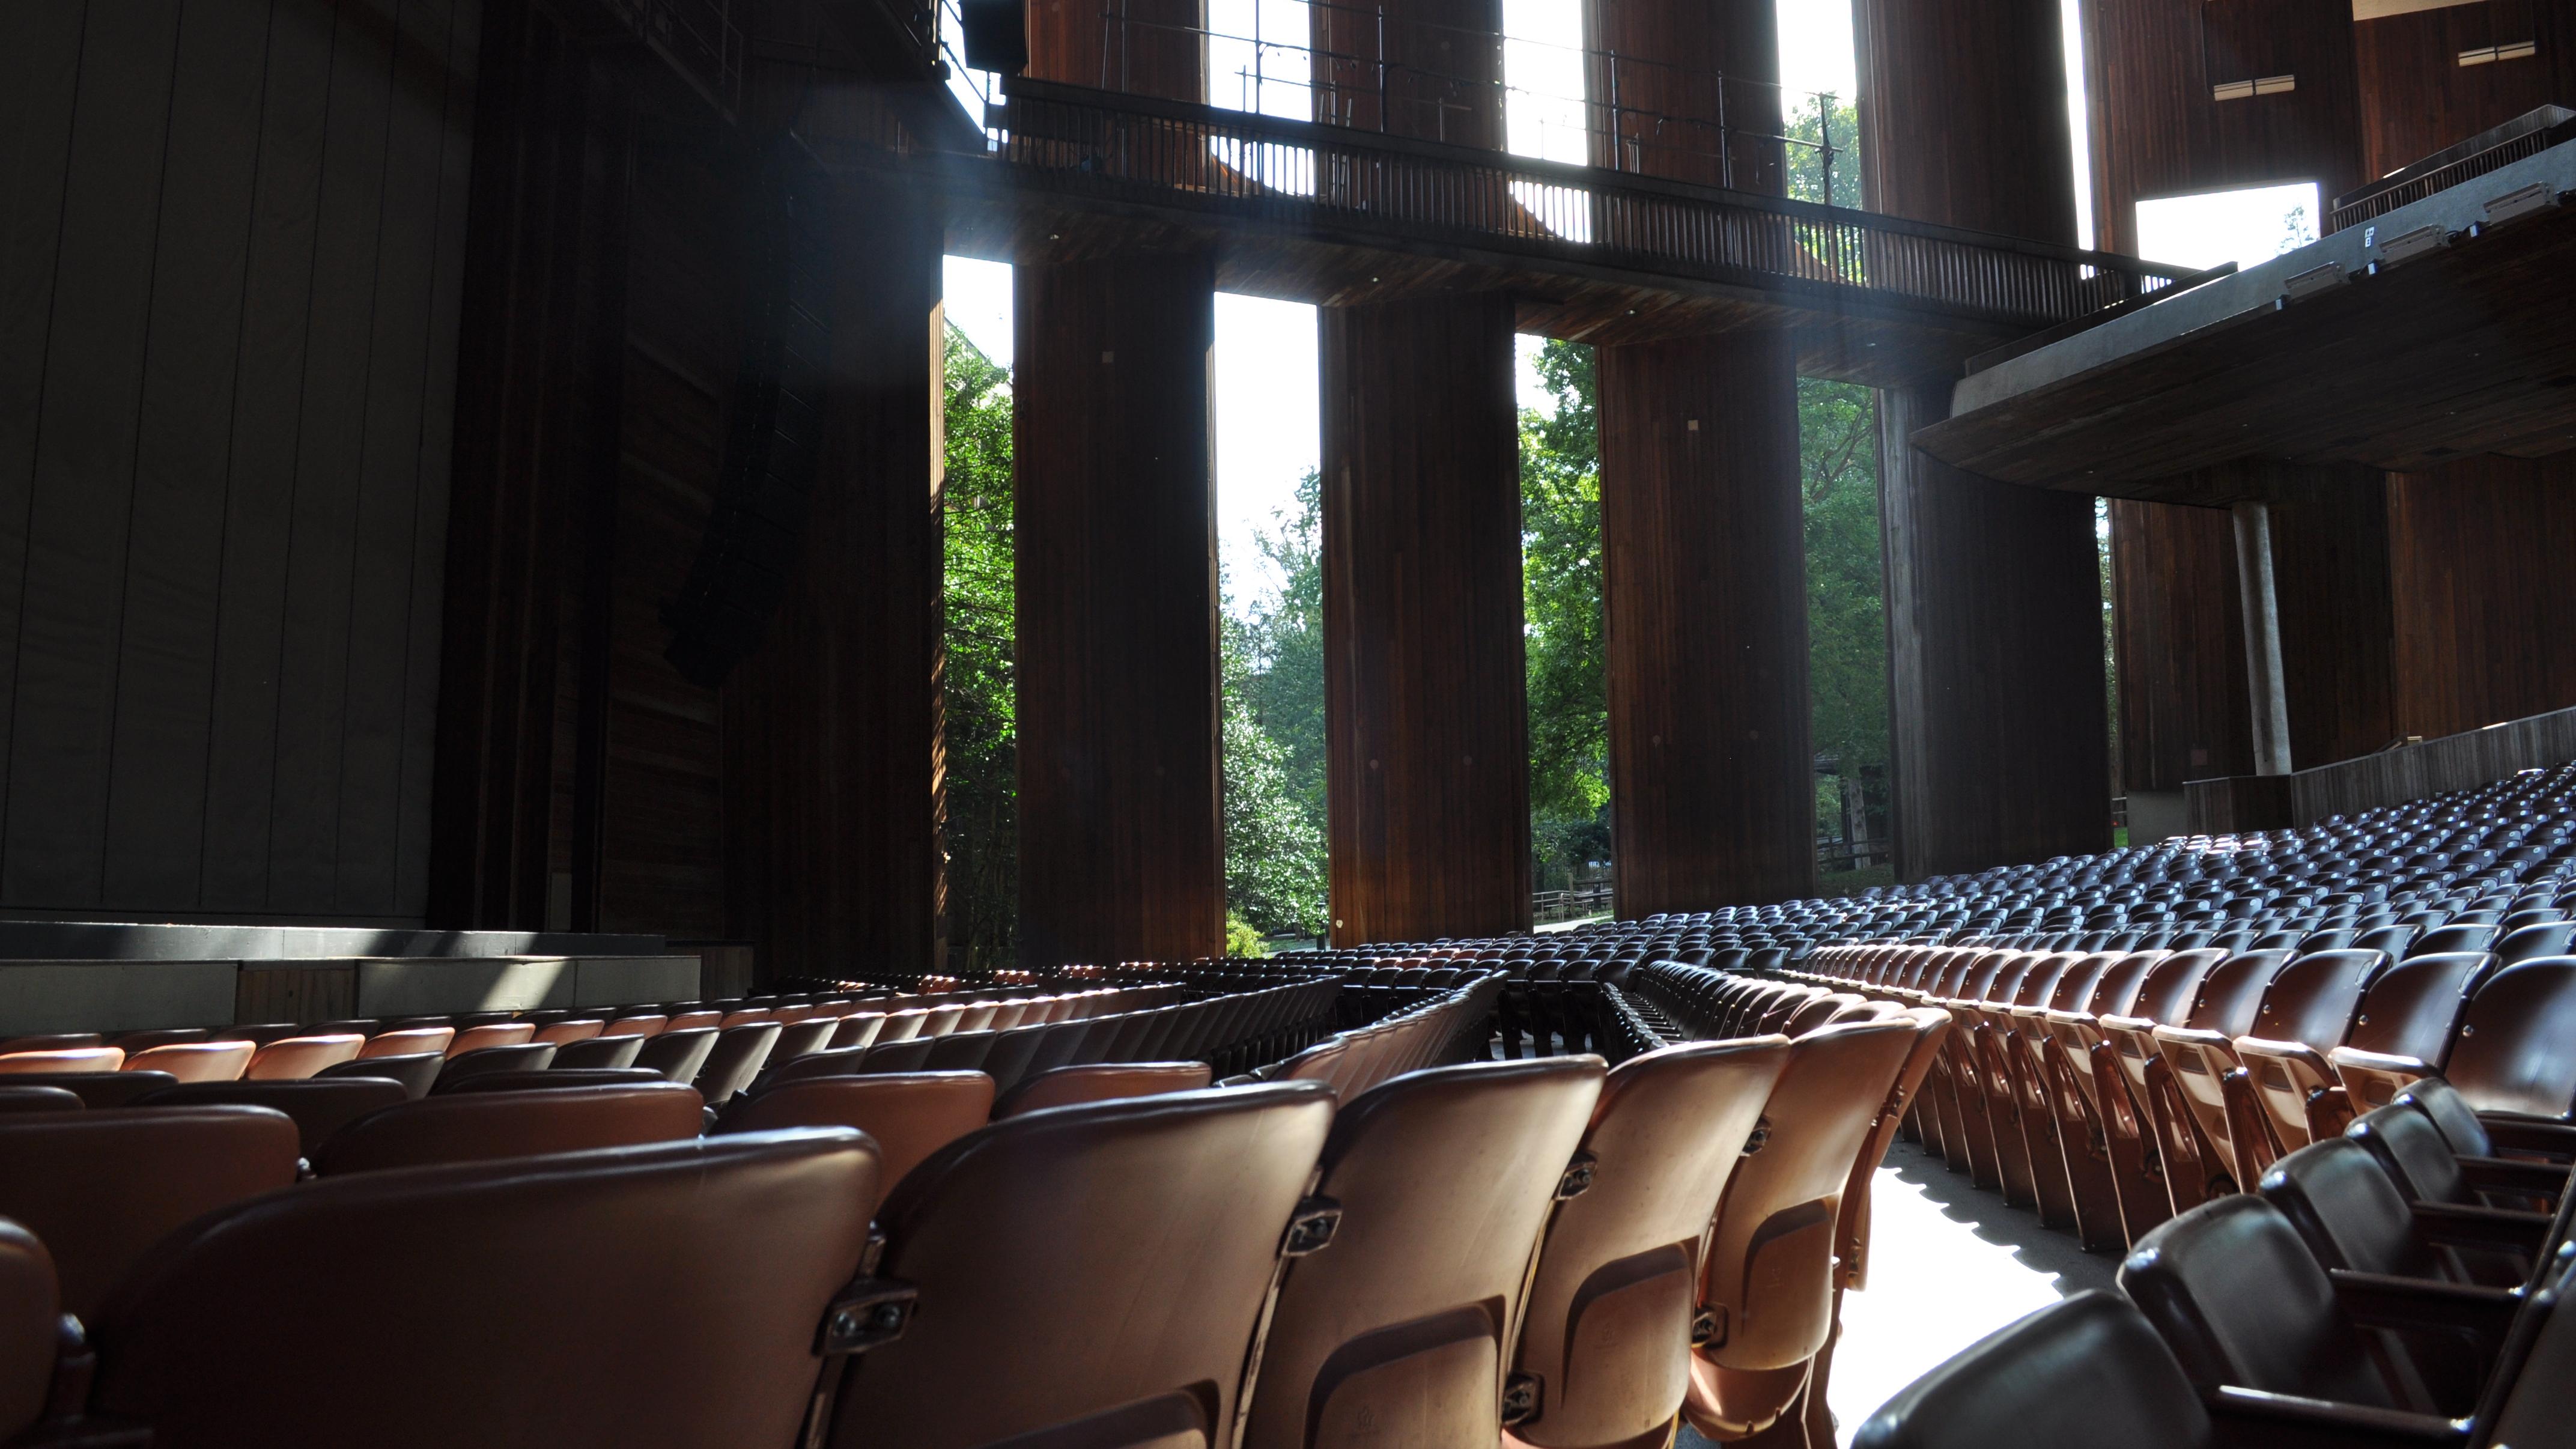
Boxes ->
[960,0,1028,75]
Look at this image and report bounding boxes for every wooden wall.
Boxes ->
[2109,500,2250,794]
[2386,455,2576,741]
[2269,470,2398,770]
[2081,0,2363,257]
[1599,332,1815,911]
[1583,0,1780,185]
[1855,0,2110,878]
[2353,4,2576,181]
[1,0,478,922]
[1322,293,1531,943]
[1012,252,1224,969]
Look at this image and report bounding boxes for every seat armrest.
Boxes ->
[2099,1015,2154,1034]
[2151,1025,2230,1048]
[2234,1035,2329,1065]
[2205,1386,2464,1449]
[2411,1200,2553,1254]
[2326,1268,2521,1345]
[2474,1116,2576,1159]
[2454,1155,2571,1197]
[2328,1048,2436,1077]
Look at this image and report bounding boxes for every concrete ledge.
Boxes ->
[570,956,701,1009]
[356,958,578,1018]
[0,961,242,1034]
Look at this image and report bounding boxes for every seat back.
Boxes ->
[550,1034,647,1070]
[532,1019,606,1046]
[990,1062,1215,1119]
[139,1079,410,1156]
[1511,1039,1790,1449]
[1242,1059,1602,1449]
[2081,952,2167,1018]
[633,1027,719,1084]
[91,1132,880,1449]
[2125,950,2229,1025]
[443,1022,535,1056]
[2181,952,2297,1037]
[693,1022,783,1104]
[1849,1292,2210,1449]
[827,1084,1336,1449]
[2341,952,2492,1065]
[0,1107,300,1318]
[2447,960,2576,1119]
[0,1220,55,1441]
[443,1068,667,1094]
[1687,1016,1919,1441]
[245,1034,366,1081]
[357,1026,454,1059]
[312,1083,705,1175]
[718,1072,994,1187]
[315,1053,442,1099]
[0,1086,81,1114]
[2244,950,2384,1053]
[0,1048,124,1075]
[433,1042,559,1088]
[2117,1195,2393,1406]
[2255,1138,2435,1279]
[600,1015,666,1037]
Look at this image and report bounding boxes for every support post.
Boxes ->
[2231,502,2293,777]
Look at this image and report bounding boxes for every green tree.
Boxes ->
[941,329,1018,971]
[1801,374,1888,841]
[1520,340,1611,892]
[1229,473,1331,940]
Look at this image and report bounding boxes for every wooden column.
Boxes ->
[2231,502,2292,776]
[1587,0,1811,911]
[2386,457,2576,740]
[1855,0,2109,878]
[2107,500,2251,797]
[1013,252,1223,968]
[723,168,946,979]
[1321,293,1530,944]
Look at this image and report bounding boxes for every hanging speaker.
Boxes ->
[959,0,1028,74]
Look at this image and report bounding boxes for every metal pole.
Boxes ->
[2232,501,2295,777]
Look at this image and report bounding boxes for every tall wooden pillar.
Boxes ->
[723,168,946,979]
[1013,252,1223,968]
[1321,293,1530,944]
[1855,0,2109,878]
[1588,0,1811,912]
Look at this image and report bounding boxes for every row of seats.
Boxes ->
[0,1017,1928,1449]
[1855,1075,2576,1449]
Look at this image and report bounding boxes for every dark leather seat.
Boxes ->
[311,1083,705,1175]
[433,1042,559,1089]
[717,1072,994,1187]
[1852,1292,2210,1449]
[441,1022,536,1056]
[2327,952,2498,1114]
[243,1034,366,1081]
[315,1051,443,1099]
[0,1219,56,1442]
[1685,1016,1920,1441]
[138,1078,410,1156]
[440,1066,668,1094]
[549,1034,648,1070]
[1510,1038,1790,1448]
[694,1022,783,1104]
[2444,960,2576,1120]
[85,1131,881,1449]
[0,1070,180,1108]
[633,1027,720,1084]
[989,1062,1215,1119]
[0,1086,82,1114]
[1244,1057,1605,1449]
[0,1106,300,1318]
[825,1083,1336,1449]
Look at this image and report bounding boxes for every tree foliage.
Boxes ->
[1520,341,1612,891]
[941,329,1017,971]
[1228,473,1330,939]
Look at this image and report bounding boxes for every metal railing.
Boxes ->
[604,0,745,113]
[991,79,2198,329]
[2329,105,2576,234]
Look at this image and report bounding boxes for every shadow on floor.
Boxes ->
[1879,1141,2120,1294]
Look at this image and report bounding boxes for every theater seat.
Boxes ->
[139,1078,411,1156]
[311,1083,706,1175]
[0,1106,301,1318]
[0,1047,124,1075]
[532,1019,606,1046]
[442,1022,536,1057]
[244,1034,366,1081]
[988,1062,1214,1119]
[548,1034,646,1070]
[85,1131,882,1449]
[0,1085,80,1114]
[441,1068,668,1094]
[695,1022,783,1105]
[1687,1016,1921,1441]
[120,1041,255,1085]
[718,1072,994,1187]
[1510,1037,1790,1449]
[0,1220,57,1442]
[1245,1057,1605,1449]
[824,1083,1335,1449]
[0,1071,178,1108]
[633,1027,719,1085]
[357,1026,455,1059]
[1851,1292,2211,1449]
[315,1052,442,1099]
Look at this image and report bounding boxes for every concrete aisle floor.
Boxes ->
[1681,1141,2118,1447]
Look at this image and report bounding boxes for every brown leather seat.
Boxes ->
[1245,1057,1605,1449]
[550,1034,647,1070]
[634,1027,720,1084]
[825,1083,1335,1449]
[2327,952,2497,1113]
[989,1062,1215,1119]
[87,1131,881,1449]
[316,1052,442,1099]
[0,1047,124,1075]
[0,1219,56,1441]
[141,1078,411,1155]
[1686,1016,1921,1441]
[244,1034,366,1081]
[532,1019,607,1046]
[2444,959,2576,1120]
[2228,950,2391,1158]
[1511,1039,1790,1448]
[664,1009,724,1033]
[0,1106,300,1318]
[442,1067,669,1094]
[600,1015,666,1038]
[694,1022,783,1104]
[433,1042,559,1089]
[0,1084,80,1116]
[0,1034,99,1054]
[718,1072,994,1186]
[357,1025,455,1059]
[442,1022,538,1056]
[311,1083,706,1175]
[120,1041,255,1084]
[2148,951,2301,1191]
